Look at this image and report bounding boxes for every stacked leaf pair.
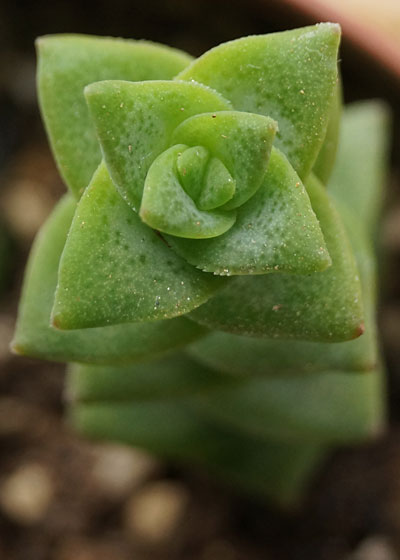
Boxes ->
[13,24,389,505]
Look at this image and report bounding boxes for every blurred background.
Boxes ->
[0,1,400,559]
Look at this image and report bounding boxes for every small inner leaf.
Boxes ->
[140,145,237,239]
[172,111,277,209]
[198,157,236,210]
[176,145,209,201]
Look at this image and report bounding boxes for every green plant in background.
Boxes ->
[12,24,390,506]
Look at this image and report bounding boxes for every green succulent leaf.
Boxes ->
[68,354,236,401]
[189,248,375,378]
[312,80,342,184]
[11,195,206,365]
[85,80,231,211]
[140,144,237,238]
[68,359,327,505]
[176,145,210,201]
[197,157,235,210]
[189,173,364,341]
[69,393,325,506]
[188,324,377,377]
[177,23,340,179]
[51,163,226,330]
[193,367,384,444]
[171,110,277,210]
[167,148,330,275]
[37,34,192,198]
[69,349,384,446]
[189,234,376,375]
[328,101,391,236]
[188,188,378,375]
[188,253,374,379]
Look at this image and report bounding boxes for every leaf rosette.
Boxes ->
[13,23,366,345]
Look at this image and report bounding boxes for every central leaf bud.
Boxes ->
[139,111,278,239]
[139,144,237,239]
[176,146,236,210]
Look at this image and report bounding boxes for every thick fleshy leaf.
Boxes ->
[69,351,375,502]
[171,110,277,209]
[197,157,235,210]
[312,80,342,184]
[140,144,237,238]
[189,104,389,375]
[177,23,340,179]
[68,364,326,505]
[85,80,231,211]
[188,197,378,375]
[68,355,237,402]
[167,148,330,275]
[176,146,210,201]
[189,173,364,341]
[70,398,325,506]
[193,368,384,444]
[189,231,375,371]
[328,101,391,236]
[190,103,383,373]
[37,34,192,198]
[188,325,376,376]
[52,163,226,330]
[11,196,207,365]
[69,353,384,445]
[188,277,375,377]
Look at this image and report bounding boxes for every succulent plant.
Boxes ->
[12,25,390,505]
